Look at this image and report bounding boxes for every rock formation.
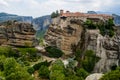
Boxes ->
[0,20,37,47]
[45,17,83,55]
[82,29,120,73]
[45,11,120,73]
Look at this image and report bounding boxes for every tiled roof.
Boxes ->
[61,12,113,19]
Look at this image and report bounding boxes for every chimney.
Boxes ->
[60,10,64,15]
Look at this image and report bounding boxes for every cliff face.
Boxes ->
[0,21,37,47]
[45,17,83,55]
[45,17,120,73]
[32,15,51,31]
[82,29,120,73]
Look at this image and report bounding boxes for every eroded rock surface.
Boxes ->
[45,17,120,72]
[45,17,83,55]
[0,21,37,47]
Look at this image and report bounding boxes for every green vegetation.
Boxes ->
[38,65,50,78]
[0,46,16,57]
[50,60,65,80]
[84,19,115,37]
[74,50,100,73]
[17,48,39,62]
[76,68,89,79]
[82,50,100,72]
[100,67,120,80]
[17,48,37,55]
[27,67,35,74]
[33,60,51,70]
[51,10,60,18]
[2,58,33,80]
[45,46,64,58]
[84,19,97,29]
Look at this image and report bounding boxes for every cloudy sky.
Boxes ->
[0,0,120,17]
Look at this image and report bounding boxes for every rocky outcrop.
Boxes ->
[45,17,83,55]
[0,21,37,47]
[45,16,120,73]
[83,29,120,73]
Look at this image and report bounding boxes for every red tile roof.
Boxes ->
[61,12,113,19]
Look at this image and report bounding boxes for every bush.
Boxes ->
[33,60,51,70]
[0,55,6,71]
[84,19,97,29]
[17,48,37,55]
[45,46,64,58]
[49,70,65,80]
[76,68,89,79]
[4,58,33,80]
[0,46,16,57]
[38,65,50,78]
[109,29,115,37]
[100,68,120,80]
[17,48,38,61]
[65,75,84,80]
[82,50,100,72]
[27,67,35,74]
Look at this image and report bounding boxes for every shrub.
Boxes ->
[27,67,35,74]
[17,48,37,55]
[38,65,50,78]
[109,29,115,37]
[82,50,100,72]
[45,46,64,58]
[84,19,97,29]
[65,75,84,80]
[76,68,89,79]
[33,60,51,70]
[17,48,38,61]
[100,68,120,80]
[49,70,65,80]
[0,46,16,57]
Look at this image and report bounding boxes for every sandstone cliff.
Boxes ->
[45,17,83,55]
[0,21,37,47]
[45,16,120,73]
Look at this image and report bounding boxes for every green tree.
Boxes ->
[65,75,84,80]
[76,68,89,79]
[27,67,35,74]
[51,10,60,18]
[84,19,96,29]
[51,60,65,72]
[38,65,50,78]
[0,46,16,57]
[50,70,65,80]
[45,46,64,58]
[50,60,65,80]
[4,58,33,80]
[82,50,100,72]
[100,68,120,80]
[0,55,6,71]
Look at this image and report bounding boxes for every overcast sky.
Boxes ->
[0,0,120,18]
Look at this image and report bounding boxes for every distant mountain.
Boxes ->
[96,11,113,15]
[112,14,120,26]
[87,11,97,14]
[0,12,52,32]
[0,12,33,23]
[32,15,51,30]
[87,11,120,26]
